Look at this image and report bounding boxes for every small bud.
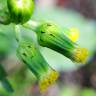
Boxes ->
[7,0,34,24]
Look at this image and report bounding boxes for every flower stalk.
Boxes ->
[0,64,14,93]
[14,25,22,42]
[23,20,39,31]
[17,41,58,92]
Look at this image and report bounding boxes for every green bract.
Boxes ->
[7,0,34,24]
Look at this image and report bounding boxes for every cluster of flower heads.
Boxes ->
[0,0,88,93]
[16,21,88,92]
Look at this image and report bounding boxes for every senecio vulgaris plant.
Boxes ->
[0,0,88,93]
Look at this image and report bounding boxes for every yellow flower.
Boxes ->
[72,48,88,63]
[69,27,79,42]
[63,27,79,42]
[39,69,58,92]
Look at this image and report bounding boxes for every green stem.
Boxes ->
[0,64,13,93]
[23,20,40,32]
[2,78,14,93]
[14,25,21,42]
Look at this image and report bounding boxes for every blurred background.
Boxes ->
[0,0,96,96]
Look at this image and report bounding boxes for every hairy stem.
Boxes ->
[2,78,14,93]
[23,20,39,32]
[14,25,21,42]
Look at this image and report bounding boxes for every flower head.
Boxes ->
[36,22,88,63]
[17,41,58,92]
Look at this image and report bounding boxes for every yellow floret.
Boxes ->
[39,70,59,93]
[73,48,88,63]
[69,27,79,42]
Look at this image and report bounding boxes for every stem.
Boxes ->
[14,25,21,42]
[2,78,14,93]
[23,20,39,32]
